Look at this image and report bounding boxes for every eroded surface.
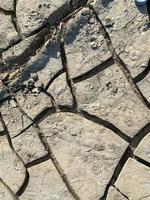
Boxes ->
[0,0,150,200]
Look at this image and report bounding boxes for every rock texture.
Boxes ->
[114,158,150,200]
[0,0,14,11]
[0,0,150,200]
[0,135,26,194]
[0,13,19,52]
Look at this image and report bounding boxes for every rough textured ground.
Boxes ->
[0,0,150,200]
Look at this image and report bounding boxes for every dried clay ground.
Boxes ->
[0,0,150,200]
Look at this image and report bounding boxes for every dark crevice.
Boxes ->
[37,128,82,200]
[130,123,150,149]
[41,90,57,108]
[0,130,6,136]
[0,7,14,15]
[0,112,30,198]
[0,178,19,200]
[25,0,88,38]
[11,0,23,39]
[0,112,15,148]
[12,105,131,144]
[0,2,149,200]
[0,2,89,75]
[133,58,150,84]
[59,37,78,109]
[131,154,150,168]
[79,110,131,143]
[33,106,57,125]
[0,55,113,104]
[112,185,129,200]
[73,57,114,83]
[0,3,21,54]
[4,91,81,200]
[0,38,22,55]
[0,0,90,87]
[12,123,32,139]
[0,28,54,73]
[26,153,50,168]
[100,123,150,200]
[16,170,30,197]
[0,1,22,52]
[44,68,65,91]
[100,146,131,200]
[12,106,72,139]
[0,95,12,105]
[11,107,56,139]
[0,1,88,58]
[4,93,150,200]
[89,5,150,109]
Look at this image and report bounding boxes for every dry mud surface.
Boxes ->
[0,0,150,200]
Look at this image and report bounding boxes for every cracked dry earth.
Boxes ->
[0,0,150,200]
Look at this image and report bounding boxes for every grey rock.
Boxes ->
[16,0,87,36]
[20,160,74,200]
[137,73,150,102]
[107,186,127,200]
[0,0,14,11]
[0,180,17,200]
[0,13,19,52]
[75,64,149,137]
[115,158,150,200]
[39,113,128,199]
[12,126,47,165]
[0,135,26,193]
[135,132,150,162]
[48,73,73,106]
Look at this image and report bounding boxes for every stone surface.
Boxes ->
[16,92,52,119]
[2,34,36,67]
[39,113,128,199]
[20,160,74,200]
[0,101,31,138]
[48,73,73,106]
[0,180,17,200]
[22,41,63,86]
[135,132,150,162]
[65,8,111,78]
[0,13,19,52]
[75,63,149,137]
[12,125,47,165]
[93,0,150,77]
[114,158,150,200]
[0,135,26,193]
[138,73,150,102]
[107,186,126,200]
[0,0,14,11]
[0,0,150,199]
[16,0,86,36]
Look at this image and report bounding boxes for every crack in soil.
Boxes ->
[89,5,150,109]
[0,112,29,198]
[100,123,150,200]
[112,185,129,200]
[0,1,149,199]
[0,178,19,200]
